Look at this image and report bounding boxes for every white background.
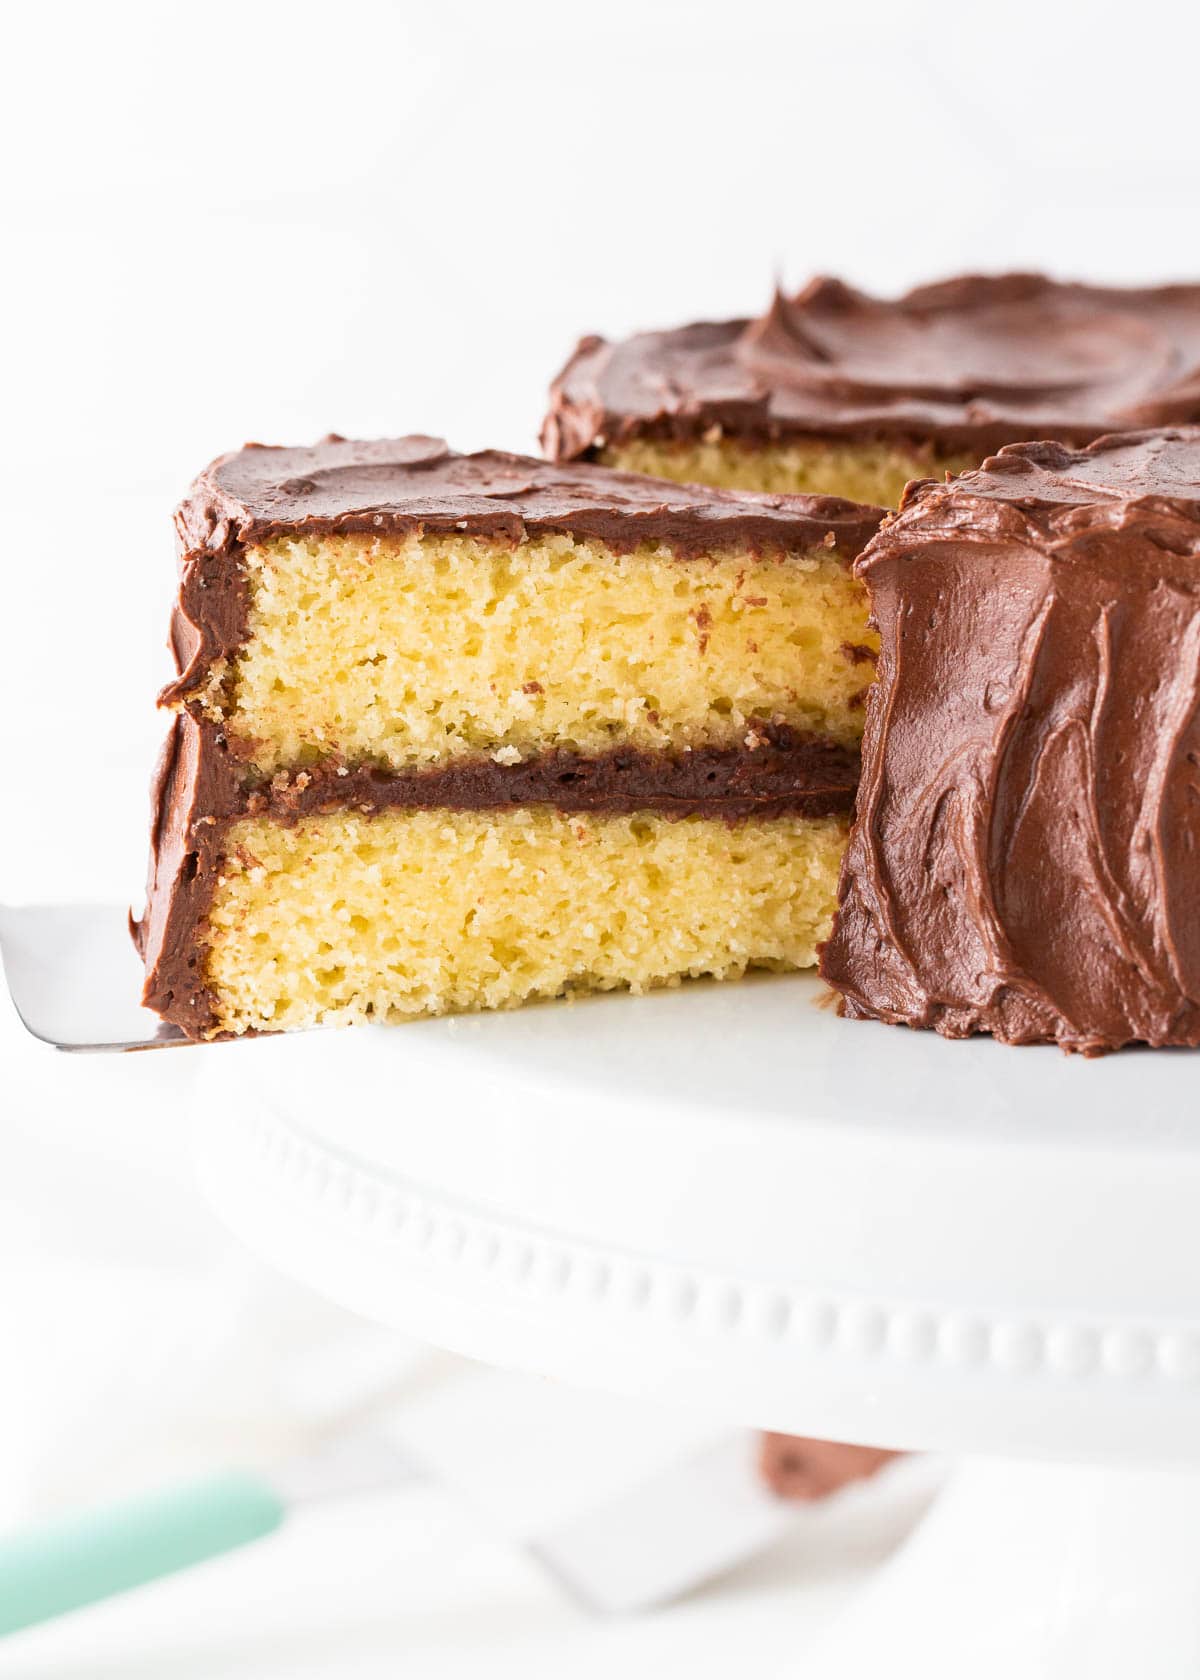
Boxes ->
[2,1,1200,1671]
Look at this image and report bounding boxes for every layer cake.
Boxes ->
[135,436,884,1038]
[544,275,1200,507]
[820,427,1200,1053]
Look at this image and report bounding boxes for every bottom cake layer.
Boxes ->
[201,807,848,1035]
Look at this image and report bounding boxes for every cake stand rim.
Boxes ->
[191,975,1200,1465]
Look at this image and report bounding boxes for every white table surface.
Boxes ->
[0,1480,903,1680]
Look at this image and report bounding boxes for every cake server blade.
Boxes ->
[0,1424,930,1637]
[281,1427,813,1615]
[0,902,187,1052]
[523,1432,808,1613]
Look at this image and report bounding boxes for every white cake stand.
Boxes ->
[194,973,1200,1678]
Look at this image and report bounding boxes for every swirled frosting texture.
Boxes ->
[543,276,1200,458]
[820,428,1200,1052]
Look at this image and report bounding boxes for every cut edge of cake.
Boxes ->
[135,437,886,1039]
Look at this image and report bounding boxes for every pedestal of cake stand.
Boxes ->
[194,974,1200,1678]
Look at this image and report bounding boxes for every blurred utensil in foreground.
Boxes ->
[0,1352,937,1637]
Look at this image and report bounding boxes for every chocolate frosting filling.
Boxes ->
[819,426,1200,1052]
[136,716,858,1038]
[543,274,1200,459]
[163,434,883,707]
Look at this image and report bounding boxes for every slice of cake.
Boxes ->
[134,435,884,1038]
[543,275,1200,507]
[820,427,1200,1053]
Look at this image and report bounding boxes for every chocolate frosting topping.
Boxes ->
[820,426,1200,1052]
[543,275,1200,458]
[163,434,884,706]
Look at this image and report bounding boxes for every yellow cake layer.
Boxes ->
[203,807,848,1035]
[196,532,875,774]
[601,438,980,508]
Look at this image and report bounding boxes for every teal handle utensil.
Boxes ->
[0,1470,285,1637]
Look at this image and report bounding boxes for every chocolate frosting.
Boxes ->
[163,434,883,706]
[244,729,858,825]
[136,715,857,1038]
[820,426,1200,1052]
[543,275,1200,459]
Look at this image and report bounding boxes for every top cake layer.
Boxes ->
[165,434,883,705]
[543,275,1200,459]
[162,435,885,775]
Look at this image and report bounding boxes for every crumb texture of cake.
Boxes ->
[203,808,847,1034]
[601,438,977,509]
[544,276,1200,505]
[213,531,874,772]
[821,428,1200,1054]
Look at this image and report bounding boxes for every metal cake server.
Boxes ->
[0,903,188,1052]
